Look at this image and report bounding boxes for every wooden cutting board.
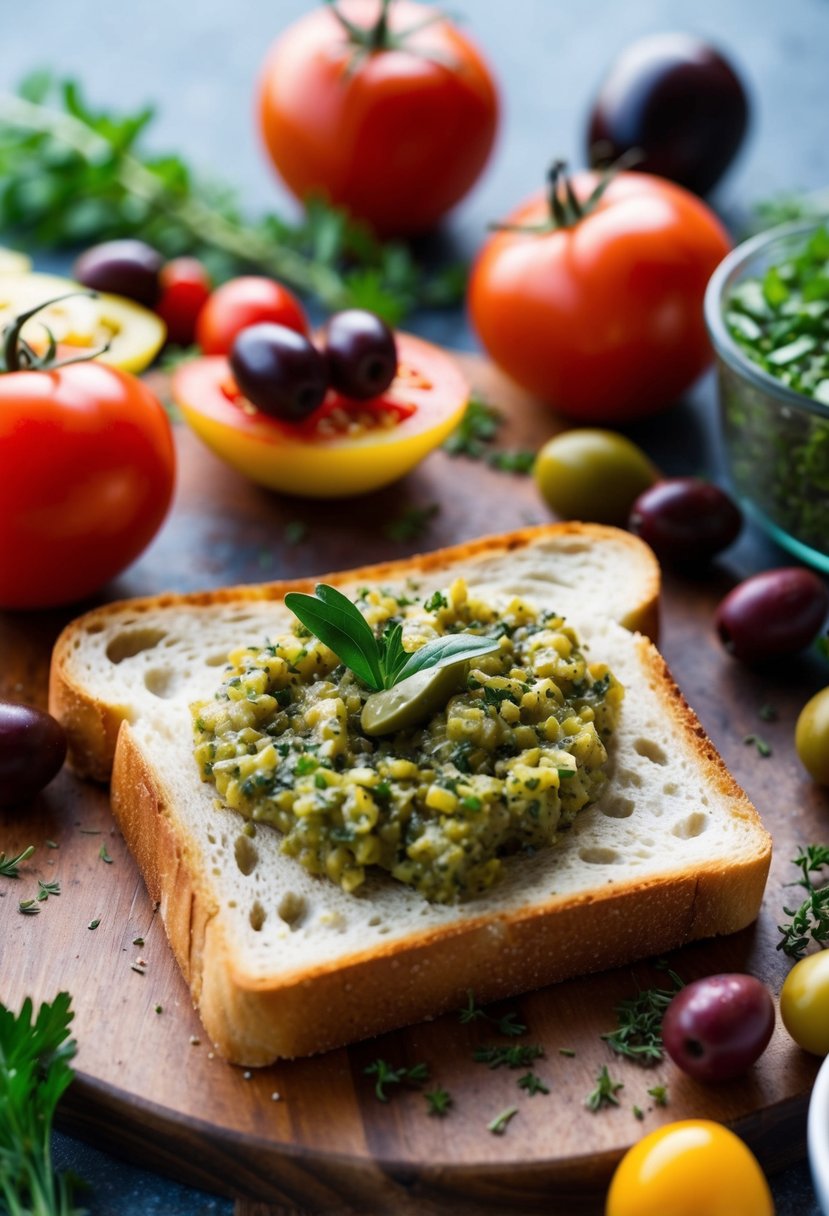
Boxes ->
[1,353,827,1216]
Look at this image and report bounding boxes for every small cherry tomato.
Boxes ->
[533,429,657,525]
[715,567,829,664]
[662,974,774,1081]
[156,257,212,347]
[173,332,467,498]
[606,1120,774,1216]
[196,276,308,355]
[258,0,499,238]
[469,163,730,421]
[0,701,66,808]
[780,952,829,1056]
[0,298,175,609]
[795,687,829,785]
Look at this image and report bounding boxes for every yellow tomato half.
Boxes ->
[606,1120,774,1216]
[172,333,469,498]
[0,272,166,373]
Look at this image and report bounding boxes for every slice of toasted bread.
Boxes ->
[49,524,770,1066]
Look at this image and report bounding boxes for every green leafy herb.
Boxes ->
[383,503,440,543]
[473,1043,543,1070]
[558,1047,576,1058]
[0,75,465,324]
[425,1087,452,1116]
[632,1105,644,1121]
[601,969,684,1064]
[744,733,772,758]
[98,844,113,864]
[586,1065,624,1112]
[364,1058,429,1102]
[0,992,82,1216]
[424,591,449,613]
[18,899,40,916]
[778,845,829,958]
[486,449,536,475]
[0,846,35,878]
[37,880,61,902]
[286,583,499,693]
[647,1084,668,1106]
[487,1106,518,1135]
[132,937,145,947]
[443,396,502,458]
[87,919,100,931]
[517,1072,549,1096]
[758,704,778,722]
[458,992,528,1037]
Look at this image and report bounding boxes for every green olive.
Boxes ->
[795,685,829,784]
[361,664,467,736]
[533,429,658,525]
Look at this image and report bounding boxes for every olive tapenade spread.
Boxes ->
[192,580,623,903]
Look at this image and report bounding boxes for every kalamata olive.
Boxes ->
[0,701,66,808]
[229,323,328,422]
[628,478,742,566]
[73,240,164,308]
[587,33,749,196]
[662,974,774,1082]
[715,567,829,664]
[795,685,829,784]
[533,429,658,526]
[323,310,398,400]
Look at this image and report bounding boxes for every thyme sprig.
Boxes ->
[0,74,465,324]
[778,845,829,958]
[458,991,528,1037]
[473,1043,544,1070]
[0,846,35,878]
[364,1058,429,1102]
[601,969,684,1064]
[586,1065,624,1112]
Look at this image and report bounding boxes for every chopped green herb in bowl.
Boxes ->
[705,219,829,572]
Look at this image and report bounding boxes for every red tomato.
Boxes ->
[173,332,467,497]
[258,0,499,237]
[469,169,731,422]
[156,257,212,346]
[0,362,175,609]
[196,276,308,355]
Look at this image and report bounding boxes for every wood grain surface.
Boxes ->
[1,354,827,1215]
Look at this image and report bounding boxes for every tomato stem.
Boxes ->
[324,0,448,59]
[490,153,643,236]
[1,292,110,374]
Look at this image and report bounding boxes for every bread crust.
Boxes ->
[49,523,660,781]
[111,635,769,1066]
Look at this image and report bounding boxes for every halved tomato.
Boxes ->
[172,333,468,498]
[0,273,166,373]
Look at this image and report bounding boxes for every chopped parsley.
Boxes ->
[517,1071,550,1096]
[647,1084,668,1106]
[364,1059,429,1102]
[586,1065,624,1112]
[744,733,772,758]
[425,1087,452,1116]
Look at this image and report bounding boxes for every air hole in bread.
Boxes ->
[277,891,307,929]
[618,769,643,789]
[634,738,668,766]
[663,782,678,796]
[672,812,709,839]
[600,796,635,819]
[85,621,105,635]
[579,846,620,865]
[368,915,383,927]
[144,668,177,699]
[249,901,266,931]
[234,835,258,876]
[106,628,167,664]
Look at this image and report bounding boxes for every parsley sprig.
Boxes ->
[0,74,464,325]
[778,845,829,958]
[285,584,499,693]
[601,969,684,1064]
[0,992,83,1216]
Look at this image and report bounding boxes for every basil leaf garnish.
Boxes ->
[395,634,501,683]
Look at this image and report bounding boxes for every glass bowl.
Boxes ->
[810,1053,829,1215]
[705,220,829,573]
